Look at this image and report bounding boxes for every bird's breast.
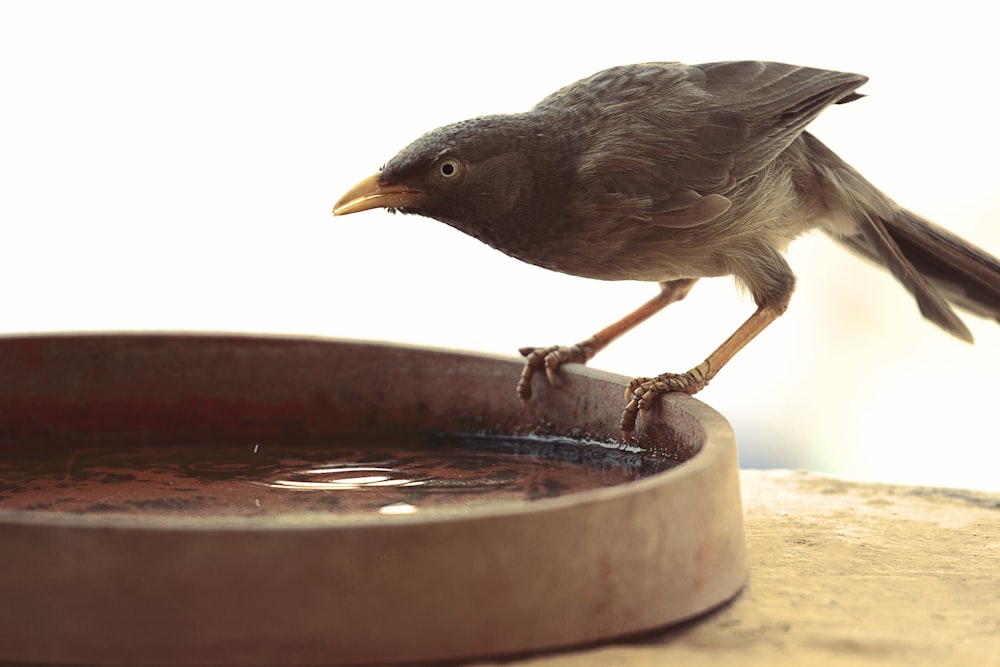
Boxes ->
[475,213,731,283]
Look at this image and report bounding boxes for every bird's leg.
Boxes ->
[620,300,787,436]
[517,278,697,404]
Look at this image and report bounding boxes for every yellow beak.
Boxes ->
[332,173,427,216]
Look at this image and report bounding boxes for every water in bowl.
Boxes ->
[0,433,681,517]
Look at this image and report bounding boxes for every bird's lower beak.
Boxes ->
[332,173,426,216]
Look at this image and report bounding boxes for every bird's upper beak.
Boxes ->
[332,173,427,216]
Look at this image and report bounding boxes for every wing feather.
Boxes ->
[542,61,867,231]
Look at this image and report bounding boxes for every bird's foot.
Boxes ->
[620,363,712,437]
[516,342,596,404]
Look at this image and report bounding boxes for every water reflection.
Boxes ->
[379,502,418,515]
[266,465,429,490]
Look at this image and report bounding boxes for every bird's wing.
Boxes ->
[543,61,867,230]
[695,61,867,178]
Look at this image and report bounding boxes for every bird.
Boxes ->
[333,61,1000,438]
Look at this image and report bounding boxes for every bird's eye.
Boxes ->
[437,158,462,180]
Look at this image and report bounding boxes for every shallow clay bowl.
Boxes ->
[0,333,746,665]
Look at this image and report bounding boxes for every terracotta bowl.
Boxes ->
[0,333,746,665]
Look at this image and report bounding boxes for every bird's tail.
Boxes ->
[801,131,1000,343]
[832,209,1000,343]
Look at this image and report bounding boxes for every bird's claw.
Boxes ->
[517,343,593,402]
[619,368,710,436]
[518,346,713,443]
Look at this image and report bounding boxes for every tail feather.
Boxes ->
[803,132,1000,342]
[843,213,975,342]
[882,210,1000,324]
[830,209,1000,343]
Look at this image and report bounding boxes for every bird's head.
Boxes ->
[333,114,566,250]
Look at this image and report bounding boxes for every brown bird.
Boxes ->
[333,61,1000,437]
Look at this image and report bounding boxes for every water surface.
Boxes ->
[0,433,680,517]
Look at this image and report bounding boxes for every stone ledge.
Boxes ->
[478,470,1000,667]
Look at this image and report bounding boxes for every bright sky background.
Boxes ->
[2,1,998,490]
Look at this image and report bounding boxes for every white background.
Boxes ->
[2,1,998,490]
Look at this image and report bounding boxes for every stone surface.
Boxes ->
[476,470,1000,667]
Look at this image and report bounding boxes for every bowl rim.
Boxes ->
[0,332,735,532]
